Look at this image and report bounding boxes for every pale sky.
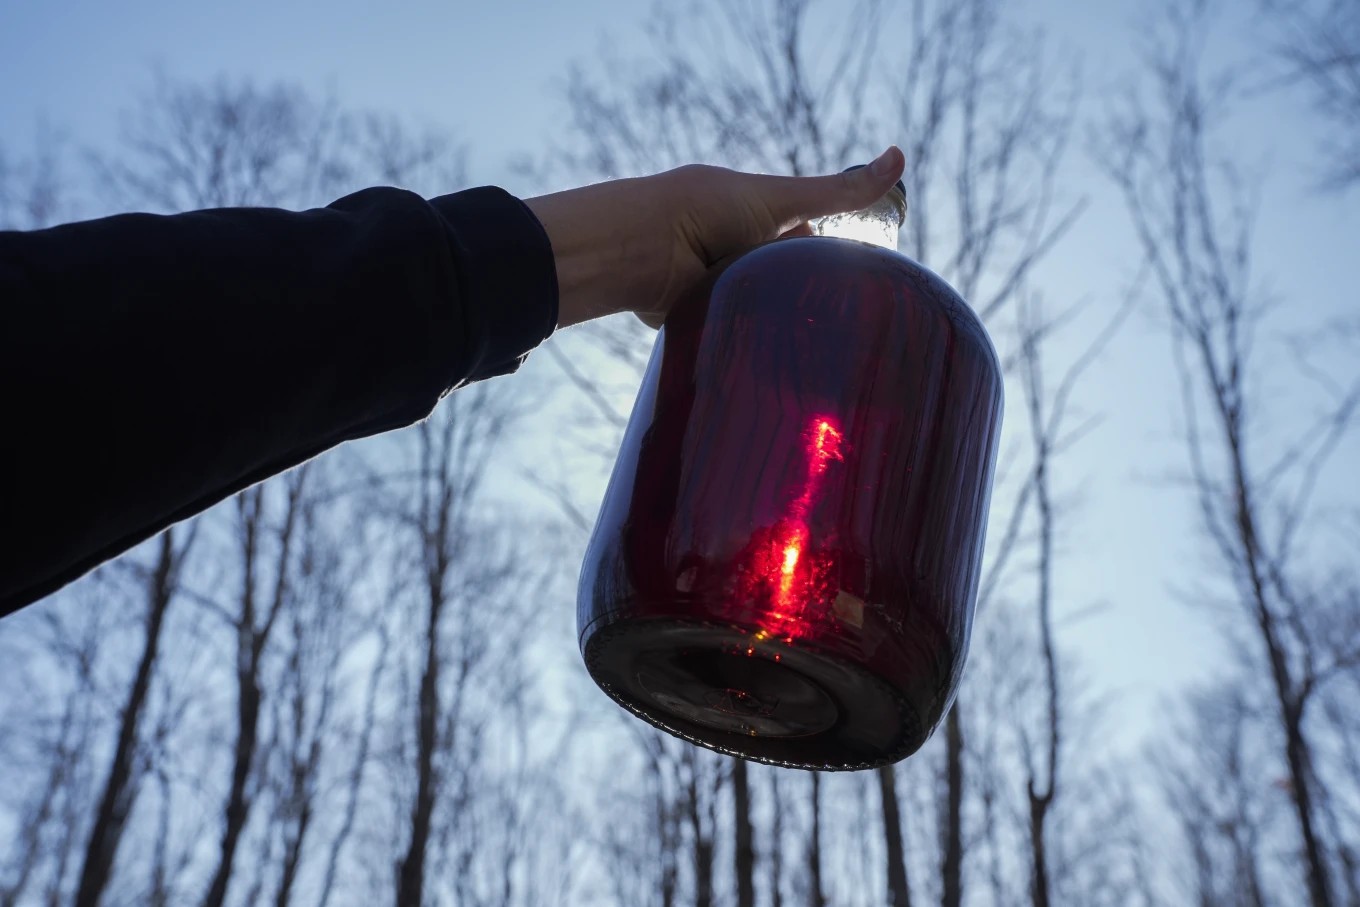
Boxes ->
[3,0,1357,755]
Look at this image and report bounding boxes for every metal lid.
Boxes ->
[842,164,908,218]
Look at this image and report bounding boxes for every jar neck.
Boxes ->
[813,194,904,249]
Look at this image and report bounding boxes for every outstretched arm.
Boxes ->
[0,147,905,615]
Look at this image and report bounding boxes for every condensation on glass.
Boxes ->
[577,177,1003,770]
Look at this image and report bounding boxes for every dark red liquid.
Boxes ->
[578,236,1002,769]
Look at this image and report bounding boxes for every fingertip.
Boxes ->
[868,145,904,180]
[839,146,904,208]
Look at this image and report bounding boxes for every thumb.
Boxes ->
[759,146,906,230]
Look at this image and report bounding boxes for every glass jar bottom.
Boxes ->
[582,615,923,770]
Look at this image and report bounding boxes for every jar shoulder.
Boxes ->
[716,237,998,364]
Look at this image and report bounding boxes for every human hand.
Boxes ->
[525,146,906,330]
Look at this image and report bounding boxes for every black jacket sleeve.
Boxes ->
[0,186,558,616]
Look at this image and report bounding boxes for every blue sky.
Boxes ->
[3,0,1357,754]
[0,0,638,189]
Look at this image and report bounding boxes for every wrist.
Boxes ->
[525,179,668,329]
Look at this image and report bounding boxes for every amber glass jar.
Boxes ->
[577,177,1003,770]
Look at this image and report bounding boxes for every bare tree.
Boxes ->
[1315,599,1360,903]
[145,766,189,907]
[260,488,375,907]
[384,384,523,907]
[96,72,346,212]
[545,3,1083,906]
[316,620,391,907]
[938,716,965,907]
[1155,682,1279,906]
[69,73,472,907]
[682,747,718,907]
[73,527,197,907]
[1,59,605,907]
[1012,285,1134,907]
[877,765,912,907]
[0,130,68,229]
[201,470,309,907]
[1098,2,1360,903]
[87,78,349,905]
[891,1,1081,896]
[486,644,584,907]
[95,70,455,213]
[1017,301,1062,907]
[1258,0,1360,189]
[1,700,81,907]
[768,770,786,907]
[598,728,685,907]
[0,599,108,907]
[591,726,739,907]
[732,759,756,907]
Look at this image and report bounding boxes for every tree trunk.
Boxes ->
[694,831,715,907]
[1027,785,1052,907]
[877,766,912,907]
[74,530,179,907]
[317,629,387,907]
[808,772,826,907]
[396,568,444,907]
[203,516,262,907]
[205,480,301,907]
[656,763,678,907]
[1283,700,1333,907]
[942,706,964,907]
[1228,428,1333,907]
[1027,405,1057,907]
[685,754,714,907]
[275,793,312,907]
[769,771,784,907]
[148,771,177,907]
[733,758,756,907]
[1,702,75,907]
[202,669,261,907]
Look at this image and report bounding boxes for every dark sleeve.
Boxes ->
[0,186,558,616]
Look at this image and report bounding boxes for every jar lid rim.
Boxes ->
[841,164,907,217]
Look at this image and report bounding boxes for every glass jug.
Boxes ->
[577,173,1003,769]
